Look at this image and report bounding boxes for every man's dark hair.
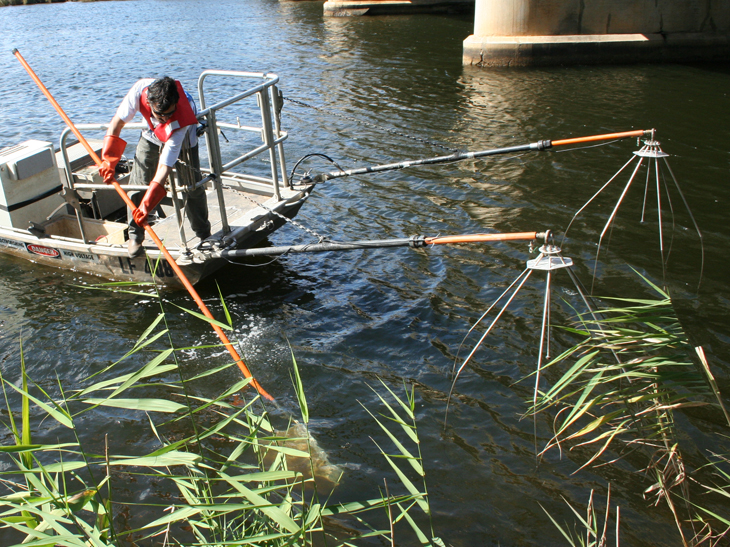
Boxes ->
[147,76,179,111]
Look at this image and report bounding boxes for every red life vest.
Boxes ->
[139,80,198,142]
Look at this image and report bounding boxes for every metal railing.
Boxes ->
[197,70,289,234]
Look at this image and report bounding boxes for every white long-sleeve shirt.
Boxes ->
[115,78,198,167]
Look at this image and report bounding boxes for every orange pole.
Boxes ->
[424,232,540,245]
[552,129,652,147]
[13,49,273,401]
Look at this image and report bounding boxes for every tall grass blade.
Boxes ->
[290,345,309,425]
[2,378,73,429]
[20,343,31,470]
[362,405,423,476]
[167,302,233,330]
[695,346,730,427]
[220,472,302,534]
[81,398,186,413]
[373,441,429,515]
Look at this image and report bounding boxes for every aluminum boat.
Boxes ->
[0,70,313,288]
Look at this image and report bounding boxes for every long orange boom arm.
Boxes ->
[313,129,654,183]
[13,49,273,402]
[551,129,651,147]
[423,232,540,245]
[205,231,547,259]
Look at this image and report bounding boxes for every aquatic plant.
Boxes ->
[539,487,619,547]
[529,277,730,545]
[8,265,728,545]
[359,380,442,546]
[0,277,438,546]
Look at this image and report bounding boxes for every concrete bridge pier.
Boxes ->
[463,0,730,67]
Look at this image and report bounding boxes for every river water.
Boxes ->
[1,1,729,545]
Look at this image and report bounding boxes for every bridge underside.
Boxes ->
[464,32,730,67]
[323,0,473,17]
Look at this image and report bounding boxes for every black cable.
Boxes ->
[289,153,346,184]
[554,138,625,153]
[223,254,287,267]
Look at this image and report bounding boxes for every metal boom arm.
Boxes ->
[308,129,653,183]
[210,231,545,259]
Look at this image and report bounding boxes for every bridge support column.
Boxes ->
[464,0,730,67]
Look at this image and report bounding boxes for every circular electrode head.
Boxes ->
[635,141,670,158]
[538,244,562,255]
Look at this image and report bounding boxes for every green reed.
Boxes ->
[0,279,436,546]
[530,275,730,545]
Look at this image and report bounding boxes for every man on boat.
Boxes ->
[99,77,211,257]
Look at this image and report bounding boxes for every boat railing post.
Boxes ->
[258,85,281,201]
[196,71,288,230]
[168,166,188,251]
[270,83,290,190]
[198,75,231,235]
[59,128,89,244]
[210,109,231,235]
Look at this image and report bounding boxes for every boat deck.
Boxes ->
[70,153,276,252]
[149,183,270,250]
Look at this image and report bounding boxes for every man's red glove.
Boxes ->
[98,135,127,184]
[133,181,166,226]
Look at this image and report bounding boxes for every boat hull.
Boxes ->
[0,191,310,289]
